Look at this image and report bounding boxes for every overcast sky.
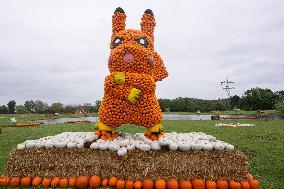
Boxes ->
[0,0,283,105]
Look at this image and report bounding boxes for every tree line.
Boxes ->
[0,87,283,114]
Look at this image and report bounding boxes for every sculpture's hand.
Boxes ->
[127,88,141,104]
[113,72,125,85]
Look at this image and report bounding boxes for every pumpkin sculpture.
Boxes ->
[96,7,168,140]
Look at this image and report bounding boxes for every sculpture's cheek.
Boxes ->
[148,56,154,69]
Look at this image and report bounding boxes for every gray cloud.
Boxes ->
[0,0,283,105]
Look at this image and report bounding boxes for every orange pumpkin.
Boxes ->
[59,178,69,188]
[216,179,228,189]
[109,176,118,187]
[89,175,101,188]
[32,176,42,187]
[0,176,10,186]
[249,179,260,189]
[240,180,250,189]
[167,178,179,189]
[179,179,192,189]
[102,178,109,187]
[9,176,21,187]
[51,177,61,187]
[246,174,254,181]
[69,177,76,187]
[192,178,205,189]
[76,176,90,189]
[143,179,154,189]
[134,180,143,189]
[126,180,134,189]
[42,178,51,187]
[21,176,32,186]
[155,179,166,189]
[205,180,217,189]
[229,180,241,189]
[116,179,126,189]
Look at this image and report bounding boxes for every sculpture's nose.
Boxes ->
[123,51,134,64]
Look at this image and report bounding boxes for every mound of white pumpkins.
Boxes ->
[17,132,234,156]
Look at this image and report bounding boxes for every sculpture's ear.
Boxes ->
[112,7,126,35]
[152,52,168,81]
[140,9,156,41]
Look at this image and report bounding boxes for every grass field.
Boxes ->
[0,119,283,188]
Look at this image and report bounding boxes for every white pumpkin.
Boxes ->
[25,142,35,149]
[45,141,54,149]
[191,143,202,151]
[178,142,190,151]
[159,139,169,147]
[119,139,129,147]
[202,143,213,151]
[151,142,161,151]
[84,135,96,142]
[226,144,234,151]
[140,144,151,151]
[55,142,66,149]
[98,142,108,150]
[117,147,127,156]
[77,143,84,149]
[109,143,120,151]
[169,142,178,151]
[126,144,136,151]
[213,142,225,150]
[67,142,77,149]
[17,143,25,150]
[35,142,44,148]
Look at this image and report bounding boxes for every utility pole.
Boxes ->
[221,77,235,110]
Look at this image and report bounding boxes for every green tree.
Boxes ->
[230,95,241,109]
[275,101,284,114]
[241,88,274,110]
[34,100,46,114]
[50,103,64,113]
[63,105,77,114]
[7,100,16,114]
[94,100,101,112]
[16,105,28,114]
[0,105,8,114]
[24,100,35,113]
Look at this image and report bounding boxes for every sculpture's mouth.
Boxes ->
[123,51,134,64]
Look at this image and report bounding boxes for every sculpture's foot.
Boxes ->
[144,124,164,141]
[95,122,119,140]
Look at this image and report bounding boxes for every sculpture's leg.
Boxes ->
[138,95,163,140]
[96,97,126,140]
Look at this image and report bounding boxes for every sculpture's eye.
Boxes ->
[112,37,122,48]
[137,37,148,48]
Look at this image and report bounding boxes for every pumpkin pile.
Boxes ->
[0,174,260,188]
[215,123,255,127]
[97,7,168,139]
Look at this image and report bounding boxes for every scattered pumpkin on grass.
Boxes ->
[69,177,76,187]
[167,178,179,189]
[143,179,154,189]
[249,179,260,189]
[9,176,20,187]
[134,180,143,189]
[229,180,241,189]
[179,179,192,189]
[205,179,217,189]
[32,176,42,187]
[42,178,51,187]
[126,180,134,189]
[216,179,229,189]
[76,176,90,189]
[102,178,109,187]
[116,179,126,189]
[89,175,101,188]
[192,177,205,189]
[109,176,119,187]
[21,176,32,187]
[50,177,60,187]
[59,178,69,188]
[155,179,166,189]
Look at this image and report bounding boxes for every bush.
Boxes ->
[275,101,284,114]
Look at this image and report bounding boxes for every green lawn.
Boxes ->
[0,120,283,188]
